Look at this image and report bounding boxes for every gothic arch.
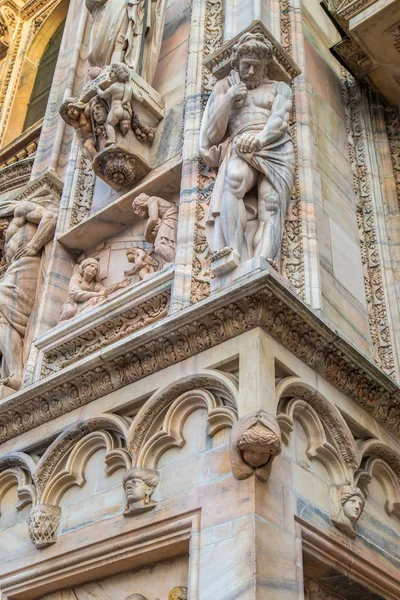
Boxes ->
[2,0,68,145]
[277,376,360,483]
[127,370,239,465]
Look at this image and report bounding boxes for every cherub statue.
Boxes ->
[59,257,130,322]
[96,62,142,145]
[124,246,158,280]
[132,194,178,266]
[331,485,365,537]
[60,97,97,160]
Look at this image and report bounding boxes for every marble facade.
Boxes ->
[0,0,399,598]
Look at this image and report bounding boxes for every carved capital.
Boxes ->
[230,411,282,482]
[27,503,61,548]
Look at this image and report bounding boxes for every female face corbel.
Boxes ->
[342,493,364,524]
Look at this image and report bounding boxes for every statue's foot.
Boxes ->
[267,258,279,271]
[0,374,21,390]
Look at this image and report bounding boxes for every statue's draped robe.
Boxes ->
[199,71,296,259]
[86,0,167,85]
[0,201,48,369]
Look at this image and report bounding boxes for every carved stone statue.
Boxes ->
[168,587,187,600]
[0,194,57,390]
[199,32,296,269]
[230,411,282,482]
[125,246,158,279]
[60,97,97,160]
[123,466,159,516]
[96,62,143,145]
[59,257,130,322]
[331,485,365,537]
[132,193,178,266]
[85,0,167,85]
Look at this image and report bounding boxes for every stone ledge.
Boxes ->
[0,267,399,445]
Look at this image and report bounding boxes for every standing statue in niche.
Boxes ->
[59,257,130,322]
[132,193,178,266]
[199,32,295,269]
[0,193,57,390]
[85,0,167,84]
[331,485,365,537]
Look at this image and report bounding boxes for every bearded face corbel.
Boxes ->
[230,411,282,482]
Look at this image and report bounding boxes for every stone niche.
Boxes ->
[37,554,188,600]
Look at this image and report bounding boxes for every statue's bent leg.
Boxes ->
[0,314,24,390]
[223,157,257,257]
[253,177,281,263]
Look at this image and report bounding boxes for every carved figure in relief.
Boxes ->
[123,466,159,516]
[132,193,178,266]
[96,62,141,144]
[168,587,187,600]
[199,33,295,267]
[331,484,365,537]
[86,0,167,85]
[91,97,108,143]
[125,246,158,279]
[230,411,282,482]
[0,195,57,390]
[59,257,130,322]
[60,98,97,160]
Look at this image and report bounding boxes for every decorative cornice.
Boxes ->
[0,268,399,444]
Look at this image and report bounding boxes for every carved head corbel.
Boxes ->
[123,466,160,516]
[27,503,61,549]
[331,484,365,537]
[229,410,282,482]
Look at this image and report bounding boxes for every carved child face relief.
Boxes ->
[342,494,364,524]
[239,55,264,89]
[67,105,80,120]
[241,446,272,468]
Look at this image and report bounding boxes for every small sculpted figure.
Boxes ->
[230,411,282,482]
[331,485,365,537]
[168,587,188,600]
[123,466,159,516]
[132,193,178,266]
[199,32,295,268]
[0,194,57,390]
[59,257,130,322]
[125,246,158,280]
[96,62,139,144]
[60,97,97,160]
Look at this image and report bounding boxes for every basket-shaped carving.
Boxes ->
[28,503,61,549]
